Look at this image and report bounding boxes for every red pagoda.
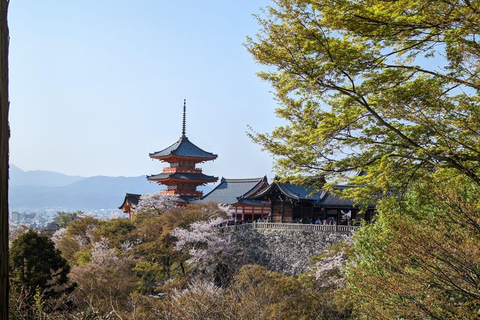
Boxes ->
[147,100,218,201]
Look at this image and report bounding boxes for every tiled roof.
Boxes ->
[237,198,270,207]
[254,182,321,201]
[149,136,217,160]
[118,193,141,209]
[255,182,374,208]
[193,177,268,205]
[147,172,218,183]
[276,183,324,201]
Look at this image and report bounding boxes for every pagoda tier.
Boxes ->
[149,136,217,163]
[147,99,218,200]
[147,172,218,185]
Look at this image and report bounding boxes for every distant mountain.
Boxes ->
[9,165,160,211]
[9,164,84,187]
[8,165,214,212]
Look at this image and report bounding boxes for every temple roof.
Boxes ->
[193,177,268,205]
[147,172,218,183]
[149,136,217,161]
[118,193,141,210]
[254,182,374,208]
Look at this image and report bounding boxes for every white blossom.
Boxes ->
[311,234,353,288]
[51,227,67,248]
[91,238,119,266]
[136,192,178,213]
[171,216,233,273]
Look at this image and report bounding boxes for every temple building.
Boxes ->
[146,100,218,203]
[253,179,375,224]
[193,177,270,222]
[118,193,141,219]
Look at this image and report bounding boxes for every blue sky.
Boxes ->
[8,1,283,179]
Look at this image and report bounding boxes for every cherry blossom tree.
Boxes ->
[172,217,233,276]
[310,235,353,289]
[165,279,223,319]
[136,192,178,214]
[69,238,138,317]
[298,236,354,318]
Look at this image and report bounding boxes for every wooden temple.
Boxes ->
[146,100,218,202]
[118,193,141,219]
[193,177,271,222]
[253,179,375,224]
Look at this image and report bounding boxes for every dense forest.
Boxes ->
[9,200,352,319]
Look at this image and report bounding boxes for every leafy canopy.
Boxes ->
[346,170,480,319]
[246,0,480,195]
[10,229,73,298]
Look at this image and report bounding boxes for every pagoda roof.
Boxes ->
[193,177,268,205]
[147,172,218,183]
[149,135,217,161]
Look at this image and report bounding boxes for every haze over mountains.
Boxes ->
[9,165,161,211]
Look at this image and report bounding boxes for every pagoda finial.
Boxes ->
[182,99,187,137]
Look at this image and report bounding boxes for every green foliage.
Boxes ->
[44,203,353,319]
[227,265,314,319]
[100,218,135,249]
[54,211,82,228]
[162,264,352,320]
[246,0,480,198]
[10,229,71,295]
[9,229,75,317]
[56,217,102,266]
[66,217,102,240]
[131,202,229,289]
[246,2,480,318]
[132,261,164,294]
[346,171,480,319]
[74,248,92,265]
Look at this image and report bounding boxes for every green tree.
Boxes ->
[56,216,102,265]
[247,2,480,318]
[54,211,82,228]
[100,218,135,249]
[346,171,480,319]
[9,229,74,316]
[246,0,480,195]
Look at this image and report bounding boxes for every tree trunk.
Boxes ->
[0,0,9,318]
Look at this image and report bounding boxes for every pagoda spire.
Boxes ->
[182,99,187,137]
[148,98,218,202]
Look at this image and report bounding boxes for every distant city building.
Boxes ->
[10,211,36,223]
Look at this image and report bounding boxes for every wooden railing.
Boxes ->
[222,222,358,234]
[254,222,358,233]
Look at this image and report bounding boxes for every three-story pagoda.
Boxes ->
[147,100,218,201]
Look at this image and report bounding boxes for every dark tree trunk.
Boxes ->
[0,0,9,318]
